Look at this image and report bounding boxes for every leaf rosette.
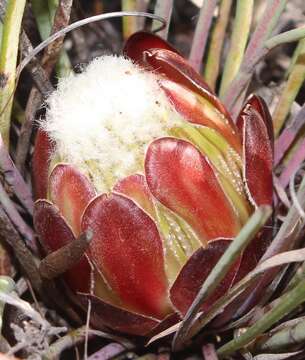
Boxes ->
[32,32,273,336]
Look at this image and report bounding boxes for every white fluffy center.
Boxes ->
[43,55,179,192]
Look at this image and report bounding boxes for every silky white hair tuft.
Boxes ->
[42,55,180,192]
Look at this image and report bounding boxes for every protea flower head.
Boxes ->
[32,32,273,336]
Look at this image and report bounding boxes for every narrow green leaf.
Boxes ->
[204,0,232,90]
[219,0,253,99]
[122,0,138,39]
[272,38,305,136]
[254,316,305,353]
[218,277,305,358]
[0,0,26,147]
[31,0,71,77]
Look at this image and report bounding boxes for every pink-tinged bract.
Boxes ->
[159,79,241,153]
[81,193,170,319]
[34,200,90,293]
[123,31,178,67]
[145,137,241,244]
[170,239,240,315]
[49,164,96,236]
[78,294,160,336]
[113,174,156,218]
[237,98,273,206]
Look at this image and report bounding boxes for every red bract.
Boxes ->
[33,32,273,336]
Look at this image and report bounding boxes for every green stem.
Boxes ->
[0,20,2,47]
[265,27,305,50]
[172,206,272,351]
[31,0,54,40]
[254,316,305,353]
[272,38,305,136]
[204,0,232,90]
[0,0,26,147]
[217,277,305,358]
[219,0,254,99]
[121,0,137,39]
